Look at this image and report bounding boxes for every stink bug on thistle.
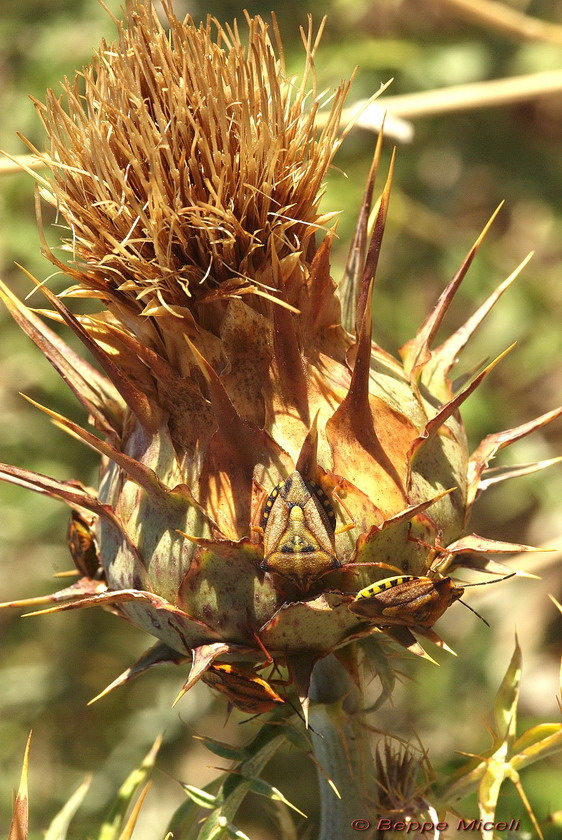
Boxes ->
[350,575,462,628]
[350,573,515,629]
[201,662,285,715]
[67,510,101,578]
[258,471,351,590]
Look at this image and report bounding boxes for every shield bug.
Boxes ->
[260,471,341,590]
[67,510,101,578]
[350,575,462,628]
[350,573,514,628]
[202,662,285,714]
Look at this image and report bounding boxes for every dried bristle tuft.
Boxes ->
[375,739,430,817]
[30,0,349,314]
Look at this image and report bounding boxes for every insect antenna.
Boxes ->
[458,599,490,627]
[461,572,516,587]
[285,698,317,731]
[457,572,516,626]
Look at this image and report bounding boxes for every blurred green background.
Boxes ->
[1,0,561,837]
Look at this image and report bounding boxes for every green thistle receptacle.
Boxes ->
[1,1,561,836]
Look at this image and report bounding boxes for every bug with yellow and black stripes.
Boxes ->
[350,573,514,628]
[350,575,462,628]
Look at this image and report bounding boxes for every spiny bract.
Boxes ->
[1,0,560,716]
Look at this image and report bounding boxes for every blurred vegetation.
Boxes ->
[1,0,561,837]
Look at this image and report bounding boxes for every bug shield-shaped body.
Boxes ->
[261,472,339,590]
[201,663,285,715]
[350,575,464,629]
[67,510,101,579]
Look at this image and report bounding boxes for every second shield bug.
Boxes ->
[349,573,515,629]
[350,575,462,628]
[202,662,285,715]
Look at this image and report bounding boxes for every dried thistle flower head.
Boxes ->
[375,739,432,821]
[1,0,560,720]
[33,2,347,314]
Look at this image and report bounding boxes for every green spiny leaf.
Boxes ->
[283,723,312,753]
[198,815,250,840]
[477,756,505,828]
[493,637,521,745]
[197,729,287,840]
[193,734,249,762]
[222,731,286,801]
[360,636,397,712]
[242,776,307,817]
[44,776,91,840]
[97,734,162,840]
[504,767,544,840]
[437,756,487,805]
[181,784,220,810]
[271,800,299,840]
[117,782,152,840]
[224,824,251,839]
[511,724,562,767]
[165,777,223,838]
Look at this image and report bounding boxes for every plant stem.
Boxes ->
[309,653,376,840]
